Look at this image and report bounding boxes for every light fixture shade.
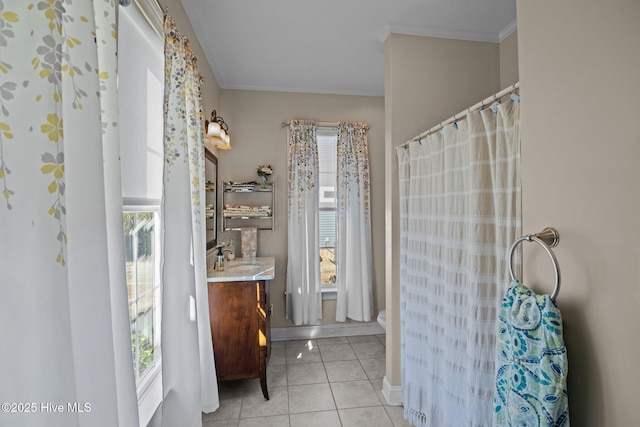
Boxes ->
[204,132,224,146]
[204,110,231,150]
[207,121,221,137]
[218,136,231,150]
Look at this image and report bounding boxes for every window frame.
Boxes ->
[118,1,165,424]
[122,203,163,398]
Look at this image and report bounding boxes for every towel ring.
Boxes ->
[508,227,561,301]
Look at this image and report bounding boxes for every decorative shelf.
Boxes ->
[222,181,275,231]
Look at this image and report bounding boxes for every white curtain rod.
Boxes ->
[399,81,520,149]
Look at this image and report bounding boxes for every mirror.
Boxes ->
[205,148,218,249]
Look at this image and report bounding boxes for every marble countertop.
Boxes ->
[207,256,275,282]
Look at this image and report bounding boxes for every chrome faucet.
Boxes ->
[213,241,235,262]
[222,248,234,260]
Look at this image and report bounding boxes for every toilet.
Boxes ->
[377,309,387,331]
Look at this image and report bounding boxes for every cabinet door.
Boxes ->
[263,280,271,359]
[208,281,260,380]
[257,280,271,358]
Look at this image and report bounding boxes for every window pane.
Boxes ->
[136,292,155,378]
[135,212,155,297]
[129,302,138,377]
[317,133,337,287]
[317,134,337,209]
[124,210,160,384]
[124,212,137,302]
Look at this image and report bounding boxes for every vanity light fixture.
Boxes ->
[204,110,231,150]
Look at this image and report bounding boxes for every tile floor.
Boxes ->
[202,334,412,427]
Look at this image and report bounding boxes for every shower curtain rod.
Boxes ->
[399,81,520,149]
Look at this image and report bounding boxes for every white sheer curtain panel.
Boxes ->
[286,120,322,325]
[0,1,139,426]
[161,16,219,426]
[335,122,373,322]
[398,99,521,427]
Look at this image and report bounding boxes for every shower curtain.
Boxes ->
[398,99,521,427]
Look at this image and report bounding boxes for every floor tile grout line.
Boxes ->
[326,368,342,426]
[336,405,345,427]
[323,357,345,426]
[207,335,389,426]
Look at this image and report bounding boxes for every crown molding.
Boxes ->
[386,23,499,43]
[498,19,518,42]
[383,19,518,45]
[219,82,384,98]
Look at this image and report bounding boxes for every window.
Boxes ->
[118,2,164,424]
[317,130,338,290]
[124,209,161,386]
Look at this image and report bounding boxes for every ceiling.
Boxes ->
[180,0,516,97]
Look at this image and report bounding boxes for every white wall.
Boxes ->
[499,31,519,88]
[218,89,385,328]
[517,0,640,424]
[384,33,501,390]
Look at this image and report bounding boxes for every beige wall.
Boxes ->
[162,0,220,114]
[217,89,385,328]
[499,31,519,88]
[384,33,501,387]
[517,0,640,424]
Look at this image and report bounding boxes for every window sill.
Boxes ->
[321,287,337,300]
[137,363,162,427]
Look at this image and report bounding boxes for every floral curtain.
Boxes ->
[335,122,373,322]
[286,120,322,325]
[160,16,219,425]
[398,99,521,427]
[0,1,138,426]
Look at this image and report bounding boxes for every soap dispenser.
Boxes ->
[216,246,225,271]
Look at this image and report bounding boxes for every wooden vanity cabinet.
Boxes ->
[207,280,271,399]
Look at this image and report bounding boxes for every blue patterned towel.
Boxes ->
[494,280,569,426]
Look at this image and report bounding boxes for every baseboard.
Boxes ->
[382,376,403,406]
[271,321,384,342]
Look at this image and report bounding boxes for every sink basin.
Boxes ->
[227,261,263,269]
